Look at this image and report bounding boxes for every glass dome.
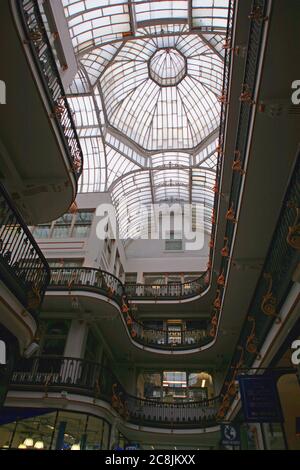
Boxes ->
[62,0,231,239]
[149,48,186,86]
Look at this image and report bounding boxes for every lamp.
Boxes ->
[23,437,34,447]
[201,379,206,388]
[34,440,44,450]
[18,443,26,449]
[71,443,81,451]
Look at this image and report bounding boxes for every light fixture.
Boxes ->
[18,443,27,449]
[24,437,34,447]
[34,440,44,449]
[71,443,81,451]
[201,379,206,388]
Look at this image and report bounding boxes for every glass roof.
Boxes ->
[62,1,230,240]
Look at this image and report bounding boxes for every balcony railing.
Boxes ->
[48,267,211,350]
[0,183,50,314]
[49,267,124,300]
[17,0,83,180]
[216,0,300,418]
[130,325,209,350]
[125,273,207,300]
[218,150,300,419]
[10,356,220,429]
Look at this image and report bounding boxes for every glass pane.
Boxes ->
[163,371,186,387]
[51,411,87,450]
[33,225,51,238]
[52,226,70,238]
[72,225,91,238]
[85,416,104,451]
[0,422,15,449]
[102,422,110,450]
[11,411,56,450]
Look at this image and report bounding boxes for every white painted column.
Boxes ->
[64,319,88,358]
[109,418,121,450]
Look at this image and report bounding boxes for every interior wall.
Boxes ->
[125,232,209,277]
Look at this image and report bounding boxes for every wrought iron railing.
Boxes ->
[17,0,83,180]
[48,267,211,350]
[207,0,271,338]
[49,267,124,300]
[125,273,207,299]
[206,0,236,286]
[0,183,50,314]
[216,0,300,419]
[218,152,300,419]
[10,356,220,428]
[130,325,209,350]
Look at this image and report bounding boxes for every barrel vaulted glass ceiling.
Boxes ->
[62,1,230,239]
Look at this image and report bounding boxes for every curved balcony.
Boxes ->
[10,356,220,429]
[49,267,208,302]
[0,0,83,224]
[0,182,50,316]
[125,273,207,300]
[48,267,213,351]
[218,150,300,420]
[18,0,83,181]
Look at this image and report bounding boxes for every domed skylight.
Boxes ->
[62,0,232,239]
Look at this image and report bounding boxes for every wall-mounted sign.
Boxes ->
[238,375,283,423]
[221,424,240,447]
[125,443,139,450]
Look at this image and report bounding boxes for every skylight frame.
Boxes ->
[62,1,232,240]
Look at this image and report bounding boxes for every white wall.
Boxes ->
[124,233,209,280]
[34,192,209,280]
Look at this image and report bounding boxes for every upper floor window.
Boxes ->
[138,370,212,402]
[47,259,83,268]
[125,272,137,283]
[32,210,94,239]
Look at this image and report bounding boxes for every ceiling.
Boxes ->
[62,0,231,239]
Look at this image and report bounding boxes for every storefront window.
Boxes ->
[262,423,286,450]
[10,411,57,450]
[0,410,111,450]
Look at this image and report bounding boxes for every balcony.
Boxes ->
[0,182,50,352]
[0,0,83,224]
[218,153,300,420]
[0,182,50,315]
[125,273,208,300]
[48,267,212,351]
[10,356,219,429]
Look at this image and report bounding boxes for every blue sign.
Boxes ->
[221,424,240,447]
[125,444,139,450]
[238,375,283,423]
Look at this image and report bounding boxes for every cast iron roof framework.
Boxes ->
[62,0,230,238]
